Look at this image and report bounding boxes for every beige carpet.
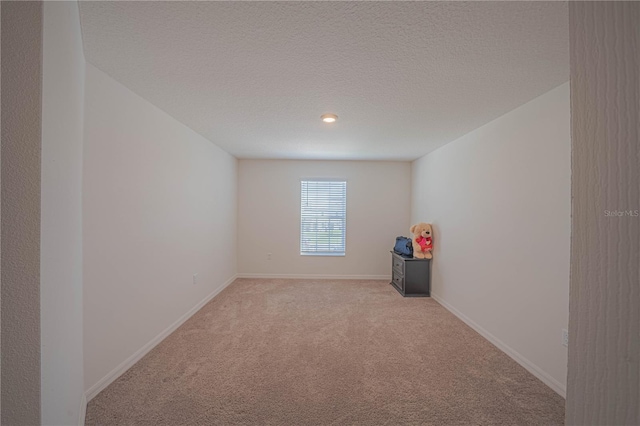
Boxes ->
[86,279,565,425]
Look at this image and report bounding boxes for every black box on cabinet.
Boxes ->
[390,251,430,297]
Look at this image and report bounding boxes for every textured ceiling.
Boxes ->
[79,1,569,161]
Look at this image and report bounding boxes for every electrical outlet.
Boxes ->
[267,253,272,260]
[193,273,198,285]
[562,329,569,347]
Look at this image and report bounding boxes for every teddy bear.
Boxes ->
[410,223,433,259]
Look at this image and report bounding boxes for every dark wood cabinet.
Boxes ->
[390,251,430,297]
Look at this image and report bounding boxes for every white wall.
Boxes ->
[411,82,571,396]
[567,3,639,424]
[1,2,43,424]
[83,64,238,396]
[238,160,411,278]
[41,1,86,424]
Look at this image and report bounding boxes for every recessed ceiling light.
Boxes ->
[321,113,338,123]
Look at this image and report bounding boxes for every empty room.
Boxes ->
[1,1,638,425]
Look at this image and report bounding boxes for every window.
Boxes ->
[300,179,347,256]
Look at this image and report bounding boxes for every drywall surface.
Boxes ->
[83,63,238,394]
[1,2,43,424]
[411,83,571,395]
[78,2,569,161]
[238,160,411,278]
[41,2,86,424]
[566,3,639,424]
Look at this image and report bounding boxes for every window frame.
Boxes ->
[299,178,347,257]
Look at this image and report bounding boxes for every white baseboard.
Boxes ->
[78,392,87,426]
[85,274,238,402]
[431,293,566,398]
[236,273,391,280]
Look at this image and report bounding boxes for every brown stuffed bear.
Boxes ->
[410,223,433,259]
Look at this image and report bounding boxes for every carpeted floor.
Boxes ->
[86,279,565,425]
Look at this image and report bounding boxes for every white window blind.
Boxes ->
[300,180,347,256]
